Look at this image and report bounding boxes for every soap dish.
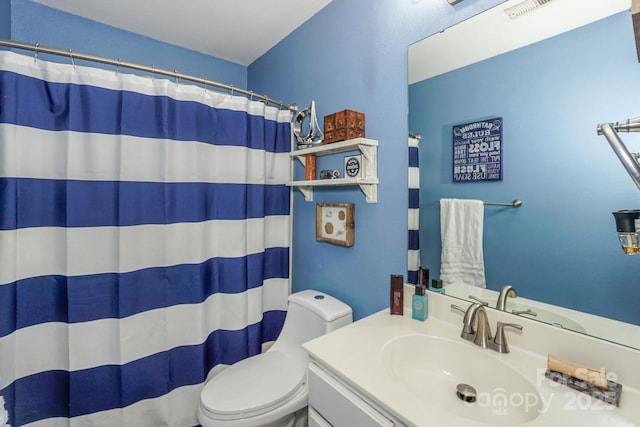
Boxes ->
[544,369,623,407]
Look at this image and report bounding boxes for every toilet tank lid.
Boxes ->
[288,290,352,322]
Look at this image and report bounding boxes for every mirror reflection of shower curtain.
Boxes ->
[0,51,291,427]
[408,135,421,284]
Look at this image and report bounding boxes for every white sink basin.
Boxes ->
[382,334,542,425]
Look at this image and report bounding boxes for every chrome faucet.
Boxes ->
[496,285,517,311]
[451,303,523,353]
[454,303,493,348]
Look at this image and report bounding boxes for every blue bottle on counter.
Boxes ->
[412,285,428,321]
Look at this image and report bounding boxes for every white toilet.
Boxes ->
[197,289,353,427]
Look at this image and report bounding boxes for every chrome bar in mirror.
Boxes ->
[597,120,640,191]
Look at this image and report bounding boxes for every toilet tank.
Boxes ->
[271,290,353,351]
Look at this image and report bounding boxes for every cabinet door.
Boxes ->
[308,363,395,427]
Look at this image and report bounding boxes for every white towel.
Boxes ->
[440,198,486,288]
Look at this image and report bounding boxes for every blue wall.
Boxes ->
[7,0,246,88]
[409,12,640,325]
[249,0,504,320]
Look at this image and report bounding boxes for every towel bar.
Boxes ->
[483,199,522,207]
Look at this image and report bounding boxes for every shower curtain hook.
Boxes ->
[229,84,234,96]
[68,49,76,69]
[151,66,155,81]
[34,43,39,62]
[249,91,254,101]
[174,70,179,86]
[203,78,209,96]
[115,58,122,75]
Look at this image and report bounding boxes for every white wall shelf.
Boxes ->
[289,138,379,203]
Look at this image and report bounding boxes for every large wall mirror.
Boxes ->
[408,0,640,349]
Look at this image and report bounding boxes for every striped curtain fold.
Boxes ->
[0,51,291,427]
[408,136,420,285]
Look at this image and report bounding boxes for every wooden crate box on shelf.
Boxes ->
[324,109,365,144]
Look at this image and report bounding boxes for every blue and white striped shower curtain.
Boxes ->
[408,136,420,285]
[0,50,292,427]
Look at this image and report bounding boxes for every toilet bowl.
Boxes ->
[197,289,353,427]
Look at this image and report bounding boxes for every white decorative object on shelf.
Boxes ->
[344,154,364,179]
[289,138,379,203]
[293,100,324,147]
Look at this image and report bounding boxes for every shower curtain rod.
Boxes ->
[0,38,298,112]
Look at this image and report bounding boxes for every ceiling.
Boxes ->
[409,0,630,83]
[31,0,333,66]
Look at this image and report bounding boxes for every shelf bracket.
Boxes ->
[358,144,376,162]
[360,184,377,203]
[297,186,313,201]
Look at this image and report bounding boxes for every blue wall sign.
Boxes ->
[452,118,503,182]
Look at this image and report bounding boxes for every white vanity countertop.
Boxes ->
[302,289,640,427]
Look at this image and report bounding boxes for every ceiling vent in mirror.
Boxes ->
[504,0,554,19]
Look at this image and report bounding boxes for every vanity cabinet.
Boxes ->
[303,293,640,427]
[308,361,402,427]
[289,138,378,203]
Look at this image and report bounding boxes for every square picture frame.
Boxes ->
[316,203,355,247]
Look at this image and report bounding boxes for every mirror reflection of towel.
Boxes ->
[440,198,486,288]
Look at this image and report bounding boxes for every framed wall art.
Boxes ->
[316,203,355,247]
[452,117,503,182]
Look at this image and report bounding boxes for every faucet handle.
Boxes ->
[468,295,489,306]
[450,304,466,315]
[490,321,523,353]
[511,309,537,317]
[450,304,477,340]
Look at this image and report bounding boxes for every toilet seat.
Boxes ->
[200,350,307,420]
